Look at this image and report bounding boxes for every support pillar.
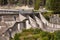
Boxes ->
[1,16,4,22]
[19,13,26,21]
[18,23,20,31]
[26,20,31,29]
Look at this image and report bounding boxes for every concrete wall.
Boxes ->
[0,14,19,21]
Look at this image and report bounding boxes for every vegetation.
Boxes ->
[0,0,3,5]
[42,12,53,21]
[34,0,40,10]
[0,0,60,40]
[13,28,50,40]
[54,31,60,40]
[10,28,60,40]
[46,0,60,13]
[44,0,60,20]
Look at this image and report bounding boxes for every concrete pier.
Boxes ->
[26,20,32,29]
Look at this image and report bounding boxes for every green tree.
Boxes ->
[54,31,60,40]
[0,0,3,5]
[34,0,40,10]
[8,0,16,5]
[46,0,60,13]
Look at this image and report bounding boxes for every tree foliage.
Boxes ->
[12,28,56,40]
[0,0,3,5]
[34,0,40,10]
[46,0,60,12]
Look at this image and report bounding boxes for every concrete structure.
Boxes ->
[50,14,60,24]
[0,9,39,40]
[0,9,60,40]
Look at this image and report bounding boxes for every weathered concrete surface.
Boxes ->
[28,16,37,28]
[26,20,32,29]
[19,14,26,21]
[39,12,60,31]
[0,9,60,40]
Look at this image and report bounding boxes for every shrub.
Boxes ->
[42,37,49,40]
[13,28,60,40]
[42,12,53,21]
[14,33,21,40]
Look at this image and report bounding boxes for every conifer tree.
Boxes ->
[34,0,40,10]
[46,0,60,13]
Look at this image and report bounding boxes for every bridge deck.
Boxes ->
[0,9,39,14]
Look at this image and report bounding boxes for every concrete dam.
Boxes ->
[0,9,60,40]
